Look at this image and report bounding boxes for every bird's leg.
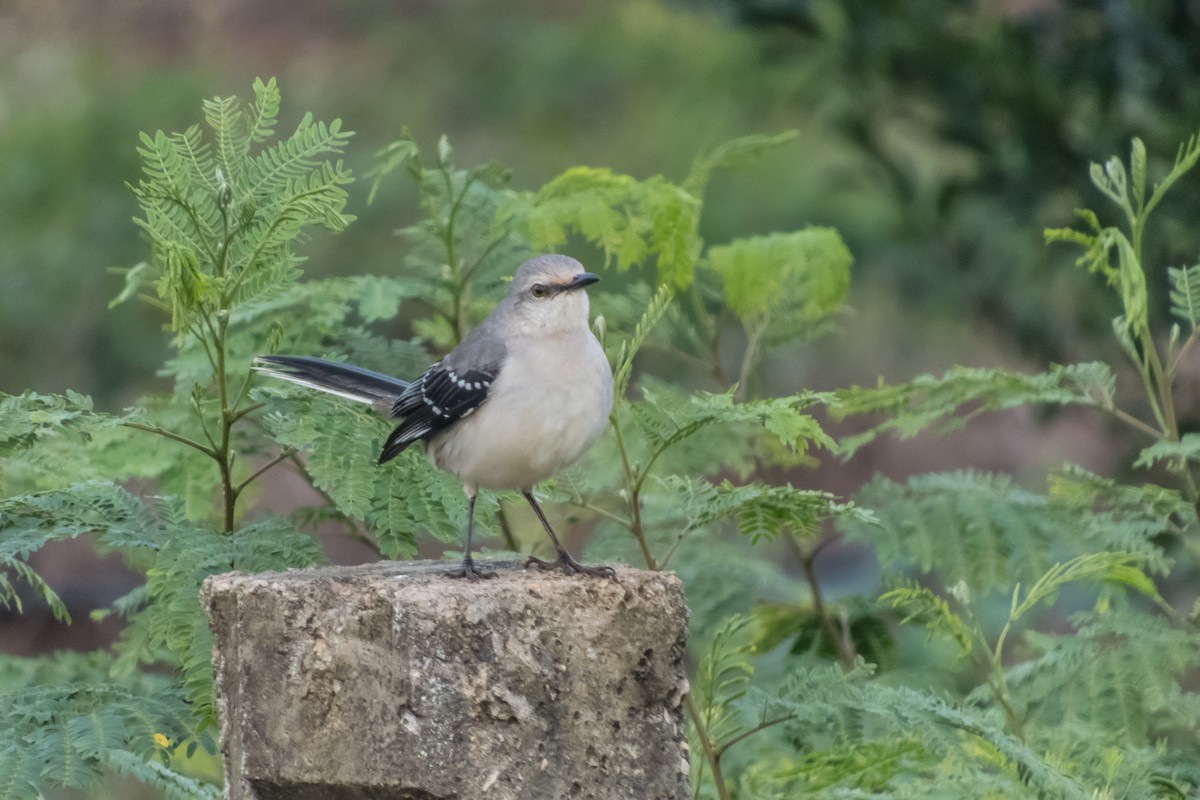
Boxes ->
[521,490,616,579]
[446,493,496,580]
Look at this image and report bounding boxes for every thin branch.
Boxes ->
[234,447,298,495]
[793,532,857,669]
[713,713,797,760]
[1169,328,1200,375]
[612,414,657,570]
[734,319,767,402]
[122,421,215,459]
[684,693,731,800]
[567,499,631,529]
[229,400,266,425]
[495,501,520,553]
[1101,405,1163,440]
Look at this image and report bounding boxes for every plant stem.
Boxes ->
[980,610,1026,741]
[234,447,298,495]
[122,422,215,458]
[214,311,238,534]
[713,713,796,760]
[795,535,857,669]
[611,413,657,570]
[610,407,728,797]
[689,281,726,386]
[734,320,767,402]
[684,693,731,800]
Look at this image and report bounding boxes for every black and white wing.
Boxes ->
[378,361,498,463]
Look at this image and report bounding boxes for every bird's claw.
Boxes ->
[524,554,618,580]
[446,558,498,581]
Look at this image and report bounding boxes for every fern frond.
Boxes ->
[706,227,852,345]
[833,362,1113,457]
[509,167,701,286]
[246,76,281,144]
[169,124,218,196]
[668,476,872,544]
[262,392,467,558]
[0,666,216,800]
[611,282,673,397]
[632,387,834,472]
[683,130,798,197]
[1167,264,1200,329]
[0,391,135,493]
[243,113,353,199]
[1145,127,1200,217]
[0,482,158,621]
[143,518,326,725]
[879,578,975,658]
[1001,610,1200,749]
[691,614,755,789]
[840,472,1065,593]
[202,92,248,186]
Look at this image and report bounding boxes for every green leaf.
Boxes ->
[833,362,1112,457]
[1002,610,1200,747]
[1168,264,1200,329]
[1014,552,1156,621]
[507,166,701,286]
[364,134,419,204]
[1130,137,1147,211]
[706,227,851,343]
[668,476,873,544]
[880,579,975,658]
[842,471,1172,594]
[683,130,798,196]
[262,392,466,557]
[630,387,834,482]
[1134,434,1200,469]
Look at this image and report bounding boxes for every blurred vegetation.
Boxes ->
[7,0,1200,405]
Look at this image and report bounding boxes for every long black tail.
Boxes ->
[253,355,409,413]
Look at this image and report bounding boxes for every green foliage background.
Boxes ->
[3,3,1200,799]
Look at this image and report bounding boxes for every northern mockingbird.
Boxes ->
[255,254,615,580]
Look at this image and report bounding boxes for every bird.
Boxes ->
[254,254,615,580]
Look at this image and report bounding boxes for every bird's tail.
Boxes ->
[253,355,409,412]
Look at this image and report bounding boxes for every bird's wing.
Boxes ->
[378,360,501,464]
[378,314,509,464]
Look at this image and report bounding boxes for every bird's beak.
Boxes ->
[565,272,601,292]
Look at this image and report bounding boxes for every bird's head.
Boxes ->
[506,255,600,334]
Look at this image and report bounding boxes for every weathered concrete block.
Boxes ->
[201,560,691,800]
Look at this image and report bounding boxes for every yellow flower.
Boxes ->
[154,733,171,748]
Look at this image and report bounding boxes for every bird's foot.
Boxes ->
[524,553,617,580]
[445,557,498,581]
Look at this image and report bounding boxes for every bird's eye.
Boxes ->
[531,284,548,298]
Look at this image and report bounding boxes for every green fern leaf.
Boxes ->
[1168,264,1200,329]
[143,518,326,725]
[246,76,281,144]
[669,476,872,544]
[1003,611,1200,748]
[833,362,1113,457]
[0,482,158,621]
[509,167,701,286]
[707,227,852,344]
[683,130,798,197]
[841,472,1063,593]
[202,92,248,185]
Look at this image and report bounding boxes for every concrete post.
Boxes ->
[201,560,691,800]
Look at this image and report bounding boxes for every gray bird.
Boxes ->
[255,254,615,580]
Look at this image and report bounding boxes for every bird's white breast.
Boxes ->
[427,327,614,492]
